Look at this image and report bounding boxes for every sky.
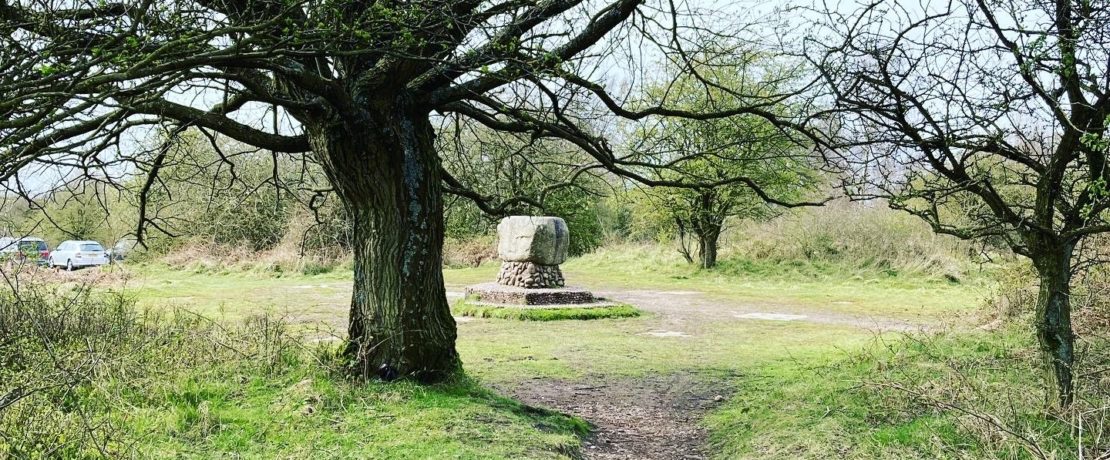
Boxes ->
[7,0,994,198]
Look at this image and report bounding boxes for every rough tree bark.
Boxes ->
[307,99,459,382]
[697,230,719,269]
[693,192,722,269]
[1030,237,1077,408]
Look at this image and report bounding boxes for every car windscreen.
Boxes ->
[19,241,46,251]
[80,243,105,252]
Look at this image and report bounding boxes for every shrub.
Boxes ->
[0,286,305,458]
[984,235,1110,329]
[726,201,974,280]
[443,235,497,268]
[157,241,349,276]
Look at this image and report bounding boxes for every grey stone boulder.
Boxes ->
[496,216,569,265]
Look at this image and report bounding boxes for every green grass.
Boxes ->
[452,300,642,321]
[126,244,985,324]
[2,292,587,459]
[118,262,881,384]
[68,246,1091,459]
[129,371,587,459]
[444,245,987,322]
[114,249,987,390]
[705,325,1090,459]
[123,262,352,322]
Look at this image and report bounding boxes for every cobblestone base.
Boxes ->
[464,283,596,305]
[496,261,565,288]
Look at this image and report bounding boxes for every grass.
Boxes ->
[123,262,352,323]
[125,244,986,323]
[130,373,587,459]
[445,245,987,322]
[706,324,1094,459]
[119,259,887,384]
[20,244,1095,458]
[452,300,642,321]
[113,245,987,389]
[1,289,587,459]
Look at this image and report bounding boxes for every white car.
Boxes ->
[49,240,110,270]
[0,237,50,265]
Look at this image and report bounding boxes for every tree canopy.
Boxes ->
[0,0,820,381]
[626,49,822,268]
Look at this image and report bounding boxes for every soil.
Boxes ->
[470,288,936,460]
[500,373,730,460]
[595,289,931,333]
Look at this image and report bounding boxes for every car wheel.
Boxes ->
[48,257,54,268]
[66,260,74,271]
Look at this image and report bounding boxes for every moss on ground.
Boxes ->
[452,299,642,321]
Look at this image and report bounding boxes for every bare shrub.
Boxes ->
[726,201,975,280]
[982,263,1039,322]
[158,240,350,275]
[0,283,313,458]
[859,329,1110,459]
[984,235,1110,329]
[443,235,497,269]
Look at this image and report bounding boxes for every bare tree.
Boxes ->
[806,0,1110,407]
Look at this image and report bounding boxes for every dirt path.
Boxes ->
[596,289,933,333]
[449,288,936,460]
[500,373,729,460]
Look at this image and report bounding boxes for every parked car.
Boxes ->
[48,240,109,270]
[0,237,50,265]
[108,237,138,261]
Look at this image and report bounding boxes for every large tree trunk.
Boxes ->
[692,192,721,269]
[1031,238,1076,408]
[697,231,718,269]
[307,101,459,383]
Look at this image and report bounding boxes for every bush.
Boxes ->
[726,201,974,280]
[157,241,349,276]
[543,187,605,256]
[984,236,1110,330]
[0,286,303,458]
[0,285,587,459]
[443,235,497,268]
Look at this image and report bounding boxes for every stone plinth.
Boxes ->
[467,215,600,306]
[495,216,570,288]
[465,283,595,306]
[497,216,569,265]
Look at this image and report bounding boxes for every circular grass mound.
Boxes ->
[452,299,641,321]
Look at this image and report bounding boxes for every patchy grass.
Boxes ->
[117,258,889,384]
[706,324,1104,459]
[94,244,1052,459]
[454,309,876,385]
[122,262,351,323]
[1,288,587,459]
[444,246,987,322]
[452,300,641,321]
[127,244,987,324]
